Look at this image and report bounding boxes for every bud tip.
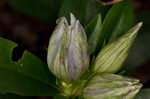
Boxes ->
[137,22,143,28]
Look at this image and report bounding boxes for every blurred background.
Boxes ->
[0,0,149,98]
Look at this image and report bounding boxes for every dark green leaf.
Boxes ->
[8,0,61,23]
[8,0,109,24]
[86,14,103,54]
[135,89,150,99]
[108,1,134,41]
[0,37,58,95]
[103,0,134,42]
[58,0,109,25]
[88,0,134,55]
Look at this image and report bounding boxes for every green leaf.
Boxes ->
[86,14,103,55]
[0,37,58,95]
[88,0,134,55]
[58,0,109,25]
[86,14,102,38]
[8,0,109,24]
[108,0,134,42]
[135,89,150,99]
[8,0,61,23]
[92,22,142,74]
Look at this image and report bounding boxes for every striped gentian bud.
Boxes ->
[47,13,89,83]
[84,74,142,99]
[92,22,143,74]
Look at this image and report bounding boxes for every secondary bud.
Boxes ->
[93,22,143,74]
[47,13,89,83]
[84,74,142,99]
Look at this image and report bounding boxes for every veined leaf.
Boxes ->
[0,37,58,95]
[86,0,134,55]
[86,14,102,55]
[108,0,134,42]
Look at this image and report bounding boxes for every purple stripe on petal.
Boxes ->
[84,88,110,95]
[66,47,77,81]
[66,27,78,81]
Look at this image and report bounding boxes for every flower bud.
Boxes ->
[47,13,89,83]
[84,74,142,99]
[93,22,143,74]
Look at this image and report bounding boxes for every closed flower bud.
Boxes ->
[47,13,89,83]
[84,74,142,99]
[92,22,143,74]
